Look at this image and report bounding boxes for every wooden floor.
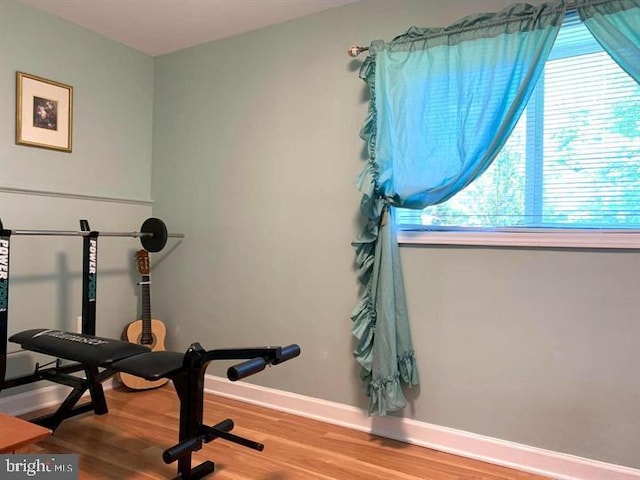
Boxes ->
[25,386,548,480]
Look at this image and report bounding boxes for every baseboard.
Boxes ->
[204,375,640,480]
[0,379,115,416]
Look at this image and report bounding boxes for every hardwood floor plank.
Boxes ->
[21,386,548,479]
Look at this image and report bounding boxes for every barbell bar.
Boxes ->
[0,217,184,252]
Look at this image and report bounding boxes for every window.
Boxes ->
[396,14,640,248]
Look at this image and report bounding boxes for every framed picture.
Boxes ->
[16,72,73,152]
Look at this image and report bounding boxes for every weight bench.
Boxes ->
[9,328,300,479]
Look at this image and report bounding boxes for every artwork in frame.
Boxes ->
[16,72,73,152]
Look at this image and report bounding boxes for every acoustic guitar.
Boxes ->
[119,249,168,390]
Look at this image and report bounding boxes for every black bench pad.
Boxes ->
[10,329,187,380]
[9,329,150,367]
[111,351,185,380]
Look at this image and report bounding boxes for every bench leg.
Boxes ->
[35,385,87,430]
[173,461,215,480]
[172,367,208,479]
[86,366,108,415]
[32,365,109,430]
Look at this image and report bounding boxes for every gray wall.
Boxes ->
[0,0,154,385]
[151,0,640,470]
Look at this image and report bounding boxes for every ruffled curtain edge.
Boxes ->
[351,52,419,416]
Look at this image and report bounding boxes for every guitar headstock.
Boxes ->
[135,249,150,275]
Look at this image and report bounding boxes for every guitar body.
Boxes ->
[119,319,168,390]
[119,250,169,391]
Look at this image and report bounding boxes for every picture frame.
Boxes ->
[16,72,73,152]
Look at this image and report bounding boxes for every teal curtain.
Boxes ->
[352,2,565,416]
[577,0,640,83]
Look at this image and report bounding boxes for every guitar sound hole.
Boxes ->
[137,333,157,348]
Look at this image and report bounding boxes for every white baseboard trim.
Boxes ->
[204,375,640,480]
[0,379,115,417]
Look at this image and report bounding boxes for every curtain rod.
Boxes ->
[347,1,580,57]
[347,45,369,57]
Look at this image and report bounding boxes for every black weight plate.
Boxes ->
[140,218,168,252]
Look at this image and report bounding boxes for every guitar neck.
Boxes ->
[140,274,153,343]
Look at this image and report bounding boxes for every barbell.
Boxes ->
[0,217,183,252]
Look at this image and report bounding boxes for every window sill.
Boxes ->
[397,230,640,249]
